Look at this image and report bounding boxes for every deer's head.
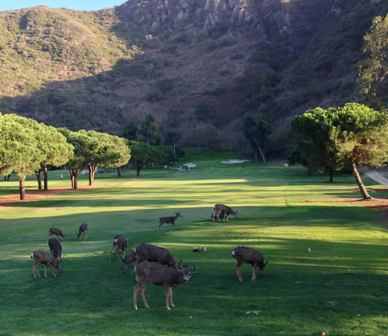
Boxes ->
[175,261,196,282]
[175,212,182,218]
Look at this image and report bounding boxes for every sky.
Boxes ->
[0,0,126,11]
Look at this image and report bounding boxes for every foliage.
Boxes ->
[243,115,272,162]
[140,114,160,145]
[122,121,138,141]
[128,141,164,176]
[359,15,388,109]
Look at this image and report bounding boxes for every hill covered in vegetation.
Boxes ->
[0,0,387,154]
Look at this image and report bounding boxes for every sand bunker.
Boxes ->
[221,159,250,164]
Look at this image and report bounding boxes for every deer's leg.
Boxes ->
[109,247,115,263]
[32,263,37,278]
[85,231,88,240]
[251,263,257,282]
[158,222,162,231]
[36,263,41,277]
[169,287,175,308]
[140,283,149,309]
[235,260,243,282]
[164,285,171,310]
[133,284,140,310]
[44,265,48,278]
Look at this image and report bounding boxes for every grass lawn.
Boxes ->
[0,151,387,336]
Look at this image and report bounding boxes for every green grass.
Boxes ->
[0,156,387,336]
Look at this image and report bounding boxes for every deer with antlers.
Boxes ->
[133,261,195,310]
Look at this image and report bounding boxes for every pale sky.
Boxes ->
[0,0,127,11]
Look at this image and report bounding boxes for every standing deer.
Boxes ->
[212,204,238,222]
[48,227,64,241]
[133,261,196,310]
[122,243,176,272]
[232,246,268,282]
[31,250,61,278]
[109,234,128,262]
[77,223,88,240]
[158,212,182,231]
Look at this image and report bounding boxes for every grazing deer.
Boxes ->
[133,261,196,310]
[158,212,182,231]
[48,227,64,241]
[109,234,128,262]
[122,243,176,272]
[232,246,268,282]
[77,223,88,240]
[31,250,61,278]
[212,204,238,222]
[48,237,62,263]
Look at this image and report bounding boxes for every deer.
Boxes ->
[133,261,196,310]
[48,227,64,241]
[232,246,268,282]
[158,212,182,231]
[212,204,238,222]
[109,234,128,262]
[121,243,176,272]
[31,250,61,278]
[48,237,62,265]
[77,223,88,240]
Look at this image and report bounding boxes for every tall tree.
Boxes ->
[243,115,271,162]
[0,114,42,200]
[359,15,388,109]
[122,121,138,141]
[164,131,181,154]
[140,114,160,145]
[128,141,164,176]
[331,103,388,200]
[289,107,341,182]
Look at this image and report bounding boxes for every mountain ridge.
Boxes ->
[0,0,387,153]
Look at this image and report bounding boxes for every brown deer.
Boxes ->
[48,238,62,265]
[133,261,196,310]
[48,227,64,241]
[232,246,268,282]
[109,234,128,262]
[212,204,238,222]
[158,212,182,231]
[77,223,88,240]
[31,250,61,278]
[122,243,176,272]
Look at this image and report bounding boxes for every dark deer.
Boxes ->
[158,212,182,231]
[133,261,196,310]
[122,243,176,272]
[31,250,61,278]
[77,223,88,240]
[48,237,62,262]
[109,234,127,262]
[232,246,268,282]
[48,227,64,241]
[213,204,238,222]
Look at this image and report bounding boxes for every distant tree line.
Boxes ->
[0,113,184,201]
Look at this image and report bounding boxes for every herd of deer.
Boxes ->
[30,204,268,310]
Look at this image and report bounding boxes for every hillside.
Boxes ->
[0,0,387,154]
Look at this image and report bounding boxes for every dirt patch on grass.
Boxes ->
[0,187,92,209]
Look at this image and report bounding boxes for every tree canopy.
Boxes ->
[290,103,388,199]
[128,141,164,176]
[243,115,271,162]
[359,15,388,109]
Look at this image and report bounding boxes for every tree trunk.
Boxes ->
[254,140,266,163]
[43,166,49,191]
[117,168,122,178]
[35,171,42,191]
[88,165,97,186]
[352,162,372,200]
[69,169,79,190]
[19,177,26,200]
[329,169,334,183]
[136,163,141,176]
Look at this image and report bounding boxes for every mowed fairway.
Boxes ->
[0,152,387,336]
